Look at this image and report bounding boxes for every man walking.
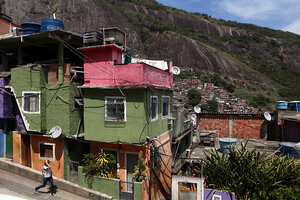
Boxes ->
[35,160,56,196]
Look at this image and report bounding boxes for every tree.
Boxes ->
[187,89,202,107]
[201,100,218,113]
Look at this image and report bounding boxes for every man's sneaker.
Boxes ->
[34,189,38,194]
[51,193,56,196]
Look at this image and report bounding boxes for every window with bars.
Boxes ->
[39,143,54,160]
[105,97,126,122]
[23,92,40,113]
[162,96,170,118]
[151,96,158,121]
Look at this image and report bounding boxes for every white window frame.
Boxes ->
[22,91,40,114]
[38,142,55,161]
[150,96,158,122]
[161,96,170,119]
[105,96,126,122]
[213,194,222,200]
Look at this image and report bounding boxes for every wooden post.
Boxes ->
[58,44,64,83]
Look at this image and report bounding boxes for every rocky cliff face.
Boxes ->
[1,0,300,92]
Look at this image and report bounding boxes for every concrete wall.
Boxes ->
[78,166,120,199]
[81,45,172,89]
[11,65,82,136]
[83,88,172,143]
[283,120,300,142]
[198,114,265,139]
[30,135,64,178]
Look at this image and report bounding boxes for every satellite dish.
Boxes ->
[294,142,300,154]
[49,126,62,138]
[264,112,272,121]
[191,114,197,121]
[171,66,181,75]
[194,105,201,113]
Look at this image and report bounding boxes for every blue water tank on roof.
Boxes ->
[288,101,300,111]
[40,18,64,32]
[20,22,41,35]
[276,101,288,110]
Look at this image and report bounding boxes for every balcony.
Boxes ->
[81,63,173,89]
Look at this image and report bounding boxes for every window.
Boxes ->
[23,92,40,113]
[213,195,222,200]
[47,65,58,83]
[39,143,54,160]
[150,96,158,121]
[162,96,170,118]
[105,97,126,122]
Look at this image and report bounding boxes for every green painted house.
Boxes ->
[79,44,174,199]
[83,88,173,143]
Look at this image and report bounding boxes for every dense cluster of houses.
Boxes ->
[0,14,176,200]
[1,13,299,200]
[174,76,259,113]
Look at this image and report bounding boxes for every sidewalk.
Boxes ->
[0,158,113,200]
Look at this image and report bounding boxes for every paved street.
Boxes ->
[0,169,87,200]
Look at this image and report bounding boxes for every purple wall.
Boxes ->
[0,78,12,118]
[204,189,235,200]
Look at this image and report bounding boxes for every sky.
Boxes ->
[156,0,300,35]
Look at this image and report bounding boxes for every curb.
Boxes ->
[0,158,113,200]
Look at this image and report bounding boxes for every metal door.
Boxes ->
[120,181,134,200]
[0,129,5,157]
[69,160,79,183]
[126,153,138,190]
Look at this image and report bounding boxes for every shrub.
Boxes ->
[82,149,117,178]
[193,143,300,200]
[130,151,148,182]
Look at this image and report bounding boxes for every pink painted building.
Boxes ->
[79,45,173,88]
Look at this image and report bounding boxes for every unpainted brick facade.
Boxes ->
[0,16,17,35]
[198,114,265,139]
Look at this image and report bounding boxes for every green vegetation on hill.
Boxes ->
[104,0,300,100]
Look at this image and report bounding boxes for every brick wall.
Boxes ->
[0,18,11,35]
[198,114,265,139]
[0,17,18,35]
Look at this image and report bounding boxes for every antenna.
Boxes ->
[191,114,197,126]
[194,105,201,113]
[49,126,62,138]
[264,112,272,121]
[171,66,181,75]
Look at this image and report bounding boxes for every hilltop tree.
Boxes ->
[201,100,218,113]
[187,89,202,107]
